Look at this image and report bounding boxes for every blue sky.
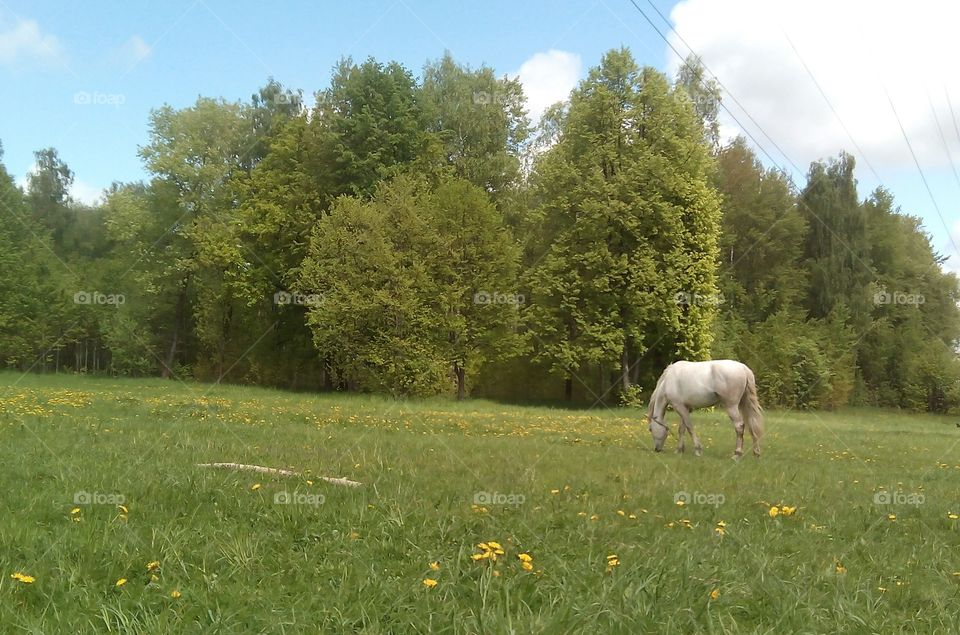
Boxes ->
[2,0,958,269]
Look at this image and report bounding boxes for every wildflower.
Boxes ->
[948,512,959,520]
[836,563,846,574]
[170,590,182,599]
[521,561,534,571]
[251,483,261,491]
[768,506,779,518]
[150,574,159,583]
[10,572,35,584]
[878,586,887,593]
[606,554,620,572]
[422,578,438,588]
[628,514,637,519]
[590,514,599,521]
[709,588,720,600]
[616,510,626,517]
[887,514,896,521]
[780,506,797,516]
[676,500,686,507]
[518,553,532,563]
[550,489,560,495]
[147,561,160,571]
[492,570,501,577]
[115,578,127,587]
[70,508,81,516]
[118,505,129,514]
[429,562,440,571]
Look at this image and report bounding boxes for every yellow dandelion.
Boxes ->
[836,563,846,574]
[781,506,797,516]
[676,500,686,507]
[251,483,261,491]
[887,514,896,521]
[429,561,440,571]
[521,561,534,571]
[616,510,626,517]
[471,553,485,561]
[518,553,533,563]
[115,578,127,587]
[628,514,637,519]
[768,506,779,518]
[170,590,182,599]
[117,505,129,514]
[487,541,502,550]
[70,508,81,516]
[146,561,160,571]
[10,572,35,584]
[550,489,560,494]
[590,514,599,521]
[709,588,720,600]
[948,513,959,520]
[422,578,438,588]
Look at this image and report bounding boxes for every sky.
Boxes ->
[2,0,959,270]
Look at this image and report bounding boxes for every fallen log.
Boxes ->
[196,462,362,488]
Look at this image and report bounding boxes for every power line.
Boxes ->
[886,89,960,259]
[783,33,882,184]
[635,0,801,176]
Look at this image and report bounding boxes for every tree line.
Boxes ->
[1,47,958,411]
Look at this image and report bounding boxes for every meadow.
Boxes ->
[2,371,960,633]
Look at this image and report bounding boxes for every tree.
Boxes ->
[26,147,76,247]
[298,175,520,397]
[524,48,721,401]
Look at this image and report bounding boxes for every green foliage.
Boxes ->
[1,47,958,413]
[525,49,721,399]
[298,175,521,397]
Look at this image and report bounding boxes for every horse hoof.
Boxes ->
[694,449,702,457]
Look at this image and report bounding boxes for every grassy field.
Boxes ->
[2,372,960,633]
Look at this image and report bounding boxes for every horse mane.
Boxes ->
[647,364,672,419]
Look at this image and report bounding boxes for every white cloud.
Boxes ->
[0,18,65,69]
[668,0,960,176]
[70,178,104,206]
[118,34,151,66]
[19,164,104,206]
[513,50,582,123]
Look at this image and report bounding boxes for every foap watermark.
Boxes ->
[274,491,325,506]
[74,291,125,306]
[74,490,126,506]
[473,491,525,507]
[74,91,126,108]
[472,90,510,106]
[873,490,925,506]
[273,290,324,307]
[873,290,924,306]
[674,490,725,507]
[674,291,725,307]
[473,291,525,306]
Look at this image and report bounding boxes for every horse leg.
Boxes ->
[674,404,698,455]
[725,403,745,459]
[675,409,686,454]
[677,406,703,457]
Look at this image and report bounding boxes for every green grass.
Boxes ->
[2,371,960,633]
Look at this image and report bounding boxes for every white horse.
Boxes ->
[647,360,763,458]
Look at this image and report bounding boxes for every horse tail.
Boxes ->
[740,367,764,441]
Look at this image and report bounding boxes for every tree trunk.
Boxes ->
[564,376,573,401]
[162,274,190,378]
[455,364,466,401]
[620,345,631,395]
